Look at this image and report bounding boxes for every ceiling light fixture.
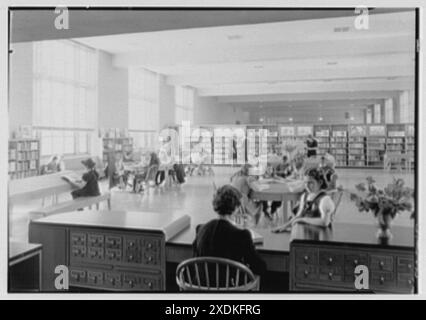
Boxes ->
[326,61,338,65]
[289,117,293,122]
[254,65,264,69]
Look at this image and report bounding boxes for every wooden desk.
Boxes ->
[9,242,42,292]
[9,170,78,204]
[289,223,415,293]
[250,180,303,222]
[29,210,190,292]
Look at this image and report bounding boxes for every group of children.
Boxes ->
[230,152,338,226]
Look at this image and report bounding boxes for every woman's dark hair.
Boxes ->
[212,185,242,216]
[305,168,328,190]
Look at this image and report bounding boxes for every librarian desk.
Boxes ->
[29,210,415,293]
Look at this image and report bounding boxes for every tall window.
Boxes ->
[175,86,194,125]
[128,68,159,150]
[33,40,97,156]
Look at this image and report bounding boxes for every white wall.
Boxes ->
[194,95,248,125]
[97,51,129,129]
[9,42,33,136]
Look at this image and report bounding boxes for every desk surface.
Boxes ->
[30,210,191,241]
[9,242,42,262]
[9,170,77,203]
[168,223,292,254]
[291,222,415,250]
[168,221,415,253]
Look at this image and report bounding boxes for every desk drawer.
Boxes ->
[397,274,415,291]
[397,257,414,273]
[88,234,104,247]
[371,271,395,288]
[295,265,319,281]
[70,232,86,246]
[122,272,162,291]
[370,254,394,272]
[87,271,104,286]
[105,235,122,249]
[319,250,344,267]
[105,272,122,289]
[295,249,318,265]
[70,268,87,285]
[319,266,343,282]
[105,249,122,262]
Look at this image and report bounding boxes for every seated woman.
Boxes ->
[271,167,335,233]
[133,152,159,192]
[231,164,261,224]
[41,155,61,175]
[113,154,128,189]
[193,185,266,277]
[69,158,101,200]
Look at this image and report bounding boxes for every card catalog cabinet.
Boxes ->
[290,242,415,293]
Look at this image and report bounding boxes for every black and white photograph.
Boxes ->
[5,4,420,296]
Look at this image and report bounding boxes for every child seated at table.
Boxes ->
[230,164,262,224]
[67,158,101,201]
[271,167,335,233]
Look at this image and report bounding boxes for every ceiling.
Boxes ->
[10,8,417,117]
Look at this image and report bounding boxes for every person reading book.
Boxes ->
[193,185,266,277]
[65,158,101,200]
[271,167,335,233]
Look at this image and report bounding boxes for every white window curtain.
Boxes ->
[33,40,97,156]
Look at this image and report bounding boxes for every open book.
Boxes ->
[61,173,82,185]
[249,229,264,245]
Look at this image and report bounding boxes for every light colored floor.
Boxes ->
[9,167,415,243]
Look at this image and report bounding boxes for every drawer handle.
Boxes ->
[129,255,134,261]
[380,276,385,284]
[148,256,153,262]
[303,255,309,263]
[408,279,413,286]
[147,243,153,249]
[328,257,333,264]
[148,282,153,288]
[128,280,134,287]
[129,242,135,247]
[379,261,385,269]
[353,259,359,266]
[304,270,309,277]
[408,264,412,270]
[328,272,333,279]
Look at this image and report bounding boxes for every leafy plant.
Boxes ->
[350,176,414,219]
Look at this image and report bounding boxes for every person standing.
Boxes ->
[306,134,318,158]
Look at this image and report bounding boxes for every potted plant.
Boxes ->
[350,176,414,240]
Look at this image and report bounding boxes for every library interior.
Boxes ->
[8,8,417,293]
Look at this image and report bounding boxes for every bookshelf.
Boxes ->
[387,124,408,170]
[367,125,387,168]
[264,125,279,153]
[295,125,313,147]
[9,139,41,180]
[406,124,415,170]
[330,125,348,167]
[102,130,134,165]
[348,125,367,167]
[246,126,267,166]
[314,125,331,156]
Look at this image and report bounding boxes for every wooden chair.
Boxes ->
[176,257,260,291]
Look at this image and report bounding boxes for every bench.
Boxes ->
[29,192,111,218]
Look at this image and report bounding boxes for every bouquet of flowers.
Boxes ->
[350,176,414,219]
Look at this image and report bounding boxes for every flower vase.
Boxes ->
[376,208,393,242]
